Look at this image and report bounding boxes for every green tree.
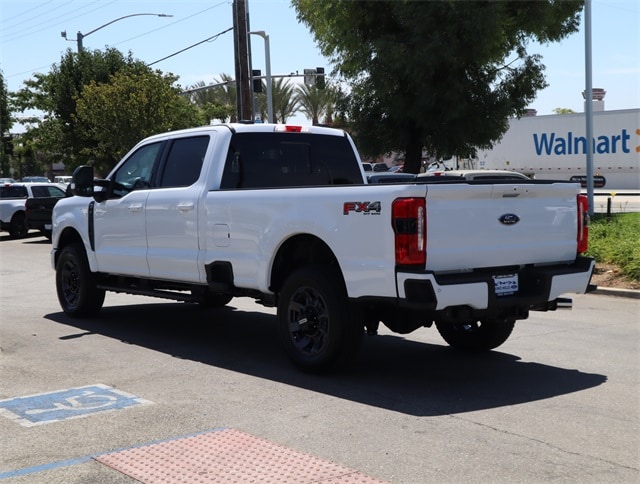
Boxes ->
[12,48,151,168]
[186,77,236,123]
[295,83,334,125]
[271,78,298,123]
[292,0,583,173]
[553,107,576,114]
[75,69,204,175]
[212,74,238,122]
[0,70,12,177]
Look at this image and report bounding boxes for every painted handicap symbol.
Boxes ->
[0,384,153,426]
[24,390,118,415]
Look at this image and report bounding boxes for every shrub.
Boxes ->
[587,213,640,281]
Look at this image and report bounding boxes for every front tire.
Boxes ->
[277,266,362,372]
[56,243,105,316]
[435,319,515,351]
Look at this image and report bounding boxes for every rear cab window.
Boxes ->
[220,132,364,189]
[0,186,28,199]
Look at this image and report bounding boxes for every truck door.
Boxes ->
[93,141,163,276]
[145,135,210,283]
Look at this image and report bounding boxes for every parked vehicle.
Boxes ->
[52,123,595,371]
[372,162,389,172]
[367,173,417,184]
[54,176,72,187]
[25,184,67,239]
[1,183,64,238]
[21,176,50,183]
[419,169,531,181]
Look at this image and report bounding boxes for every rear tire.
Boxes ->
[56,243,105,316]
[9,212,28,239]
[435,319,515,351]
[277,265,362,372]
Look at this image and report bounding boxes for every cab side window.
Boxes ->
[159,136,209,188]
[30,186,48,198]
[112,142,163,197]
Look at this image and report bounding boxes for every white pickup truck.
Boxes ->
[51,123,595,371]
[1,182,66,238]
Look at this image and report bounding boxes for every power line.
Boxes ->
[113,0,228,47]
[1,0,54,24]
[3,1,117,43]
[148,27,233,66]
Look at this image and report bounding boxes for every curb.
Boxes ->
[591,287,640,299]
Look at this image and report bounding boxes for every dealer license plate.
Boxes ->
[493,274,518,296]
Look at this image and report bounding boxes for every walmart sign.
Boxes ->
[533,128,633,156]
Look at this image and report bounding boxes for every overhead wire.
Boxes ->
[113,1,229,47]
[4,0,231,83]
[1,0,54,24]
[3,1,117,43]
[148,27,233,66]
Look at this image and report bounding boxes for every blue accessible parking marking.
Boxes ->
[0,384,153,427]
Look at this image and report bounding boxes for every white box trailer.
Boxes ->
[470,109,640,190]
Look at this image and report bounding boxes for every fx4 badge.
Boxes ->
[343,201,382,215]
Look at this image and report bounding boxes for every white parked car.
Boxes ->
[419,169,530,181]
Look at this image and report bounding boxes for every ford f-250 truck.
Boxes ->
[51,123,595,371]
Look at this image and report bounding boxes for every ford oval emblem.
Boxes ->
[499,214,520,225]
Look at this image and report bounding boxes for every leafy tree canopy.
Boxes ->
[292,0,583,172]
[0,70,12,178]
[553,107,577,114]
[12,47,203,173]
[75,69,204,175]
[0,70,11,135]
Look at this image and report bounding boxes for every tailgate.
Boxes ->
[26,197,61,222]
[424,182,580,272]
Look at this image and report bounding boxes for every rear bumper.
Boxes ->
[396,256,595,312]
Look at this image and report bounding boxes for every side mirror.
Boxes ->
[92,179,111,203]
[70,165,94,197]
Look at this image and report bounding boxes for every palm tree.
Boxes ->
[271,78,298,123]
[295,84,328,125]
[186,74,237,123]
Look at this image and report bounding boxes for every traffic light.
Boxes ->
[316,67,325,89]
[252,70,262,93]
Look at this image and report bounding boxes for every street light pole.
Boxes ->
[584,0,595,216]
[62,13,173,52]
[249,31,273,123]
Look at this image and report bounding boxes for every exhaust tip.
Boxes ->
[556,297,573,309]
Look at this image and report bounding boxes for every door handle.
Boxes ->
[177,202,195,212]
[128,204,143,212]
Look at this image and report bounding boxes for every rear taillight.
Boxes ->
[392,198,426,266]
[577,194,589,254]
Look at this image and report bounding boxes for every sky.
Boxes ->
[1,0,638,131]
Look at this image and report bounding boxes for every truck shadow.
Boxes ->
[45,300,606,417]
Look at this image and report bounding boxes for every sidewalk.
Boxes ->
[591,286,640,299]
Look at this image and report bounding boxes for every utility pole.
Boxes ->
[233,0,252,121]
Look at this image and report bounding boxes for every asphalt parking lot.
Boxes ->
[1,235,638,483]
